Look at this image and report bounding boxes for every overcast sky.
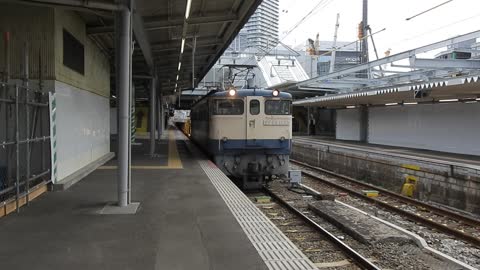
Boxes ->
[278,0,480,57]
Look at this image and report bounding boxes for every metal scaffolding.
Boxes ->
[0,82,51,212]
[1,34,52,212]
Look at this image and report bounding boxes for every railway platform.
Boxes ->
[294,136,480,168]
[0,129,315,270]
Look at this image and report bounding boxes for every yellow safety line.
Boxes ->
[167,129,183,168]
[99,129,183,170]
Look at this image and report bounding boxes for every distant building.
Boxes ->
[296,40,362,78]
[472,41,480,59]
[435,38,476,60]
[316,41,361,76]
[229,0,279,52]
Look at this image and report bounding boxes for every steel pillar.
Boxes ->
[359,105,369,142]
[362,0,369,64]
[157,89,163,139]
[160,92,166,133]
[115,2,131,207]
[307,107,311,135]
[149,77,156,156]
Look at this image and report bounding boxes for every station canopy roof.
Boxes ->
[17,0,262,98]
[293,75,480,108]
[289,30,480,108]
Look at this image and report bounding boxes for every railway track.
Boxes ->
[250,189,380,270]
[290,159,480,248]
[254,183,456,269]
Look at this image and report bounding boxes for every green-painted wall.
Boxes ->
[54,9,110,97]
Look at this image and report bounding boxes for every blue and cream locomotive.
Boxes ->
[190,88,292,188]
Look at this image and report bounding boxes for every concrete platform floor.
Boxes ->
[0,131,268,270]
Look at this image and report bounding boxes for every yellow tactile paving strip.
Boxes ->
[99,129,183,170]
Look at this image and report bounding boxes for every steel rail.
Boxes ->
[291,159,480,227]
[263,187,381,270]
[291,160,480,247]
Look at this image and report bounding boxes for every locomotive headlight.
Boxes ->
[280,136,285,142]
[222,137,228,142]
[228,88,236,96]
[272,89,280,97]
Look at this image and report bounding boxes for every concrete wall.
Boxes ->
[55,81,110,181]
[1,5,112,183]
[292,142,480,214]
[54,9,110,97]
[336,108,361,140]
[368,102,480,156]
[51,9,111,182]
[334,103,480,156]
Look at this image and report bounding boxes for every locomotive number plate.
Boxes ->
[263,120,289,126]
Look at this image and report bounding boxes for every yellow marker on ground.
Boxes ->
[402,164,421,171]
[362,190,379,197]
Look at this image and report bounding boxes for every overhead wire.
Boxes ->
[395,12,480,44]
[367,0,478,58]
[280,0,332,40]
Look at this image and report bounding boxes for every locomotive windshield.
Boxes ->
[250,100,260,115]
[265,100,291,115]
[212,99,244,115]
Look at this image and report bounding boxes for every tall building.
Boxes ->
[230,0,279,52]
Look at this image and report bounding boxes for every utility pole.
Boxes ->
[362,0,369,65]
[329,13,340,73]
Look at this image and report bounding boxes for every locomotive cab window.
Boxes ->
[265,100,291,115]
[250,100,260,115]
[212,99,244,115]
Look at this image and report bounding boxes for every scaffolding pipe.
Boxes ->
[4,32,10,82]
[24,42,31,203]
[149,76,156,156]
[39,49,46,172]
[116,2,131,207]
[15,86,20,212]
[0,170,50,196]
[4,32,11,190]
[0,98,13,103]
[0,136,51,147]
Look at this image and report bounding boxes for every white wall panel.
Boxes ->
[336,108,361,141]
[369,103,480,156]
[55,81,110,181]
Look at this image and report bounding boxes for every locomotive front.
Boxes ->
[208,89,292,188]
